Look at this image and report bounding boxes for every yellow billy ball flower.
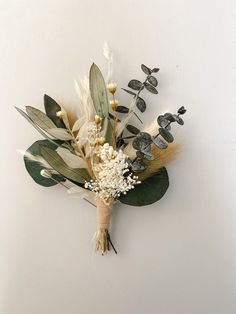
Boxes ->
[98,137,105,145]
[107,83,117,94]
[56,111,63,119]
[95,115,102,125]
[110,99,119,111]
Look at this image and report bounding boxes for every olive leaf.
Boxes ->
[128,79,143,90]
[40,146,91,184]
[44,95,66,128]
[46,128,73,141]
[89,63,109,119]
[141,64,151,75]
[147,76,158,87]
[15,106,61,148]
[122,88,137,96]
[24,140,65,187]
[144,82,158,94]
[26,106,56,130]
[159,128,174,143]
[126,124,140,135]
[136,97,146,112]
[119,168,169,206]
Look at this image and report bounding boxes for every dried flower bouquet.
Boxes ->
[16,44,186,255]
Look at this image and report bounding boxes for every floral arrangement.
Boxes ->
[16,44,187,255]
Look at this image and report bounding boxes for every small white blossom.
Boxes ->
[85,143,140,202]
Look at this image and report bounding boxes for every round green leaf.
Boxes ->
[173,114,184,125]
[119,168,169,206]
[157,115,170,128]
[24,140,65,187]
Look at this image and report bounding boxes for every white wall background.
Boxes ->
[1,1,236,313]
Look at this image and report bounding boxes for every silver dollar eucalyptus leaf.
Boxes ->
[173,114,184,125]
[164,112,175,122]
[157,115,170,128]
[144,82,158,94]
[147,76,158,87]
[131,160,147,172]
[152,137,168,149]
[141,64,151,75]
[128,79,143,90]
[159,128,174,143]
[136,97,146,112]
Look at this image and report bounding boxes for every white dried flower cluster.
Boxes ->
[87,122,101,146]
[85,143,140,202]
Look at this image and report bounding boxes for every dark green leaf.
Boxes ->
[152,68,160,73]
[144,82,158,94]
[152,136,168,149]
[147,76,158,87]
[26,106,56,130]
[141,64,151,75]
[24,140,65,187]
[128,79,143,90]
[136,97,146,112]
[159,128,174,143]
[119,168,169,206]
[164,112,175,122]
[126,124,140,135]
[40,146,91,184]
[116,106,129,113]
[89,63,109,119]
[122,88,137,96]
[15,106,61,148]
[157,115,170,128]
[44,95,66,128]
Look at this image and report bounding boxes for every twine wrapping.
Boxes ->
[96,197,113,230]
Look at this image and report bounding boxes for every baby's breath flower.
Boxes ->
[85,143,140,202]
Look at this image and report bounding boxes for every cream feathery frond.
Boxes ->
[18,149,56,173]
[74,76,95,122]
[103,41,113,84]
[56,147,88,169]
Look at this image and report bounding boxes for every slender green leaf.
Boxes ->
[116,106,129,113]
[144,82,158,94]
[89,63,109,119]
[126,124,140,135]
[26,106,56,130]
[40,146,91,184]
[44,94,66,128]
[122,88,137,96]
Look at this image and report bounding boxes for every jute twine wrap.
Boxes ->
[96,197,113,230]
